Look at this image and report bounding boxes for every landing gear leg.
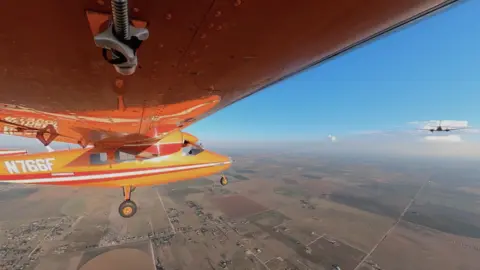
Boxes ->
[119,185,137,218]
[220,175,228,186]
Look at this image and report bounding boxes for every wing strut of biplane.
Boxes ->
[0,119,61,146]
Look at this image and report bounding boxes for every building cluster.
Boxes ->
[167,207,184,225]
[274,225,290,233]
[151,231,175,247]
[186,200,204,217]
[218,259,232,269]
[300,199,316,209]
[155,257,165,270]
[0,217,73,270]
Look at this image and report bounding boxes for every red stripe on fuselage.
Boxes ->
[0,151,27,156]
[0,162,215,181]
[33,166,202,185]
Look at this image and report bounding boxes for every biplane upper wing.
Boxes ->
[0,0,458,148]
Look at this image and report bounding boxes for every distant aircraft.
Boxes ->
[419,120,469,133]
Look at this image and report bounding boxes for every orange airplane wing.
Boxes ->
[0,0,458,148]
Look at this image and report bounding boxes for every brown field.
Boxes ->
[63,216,109,250]
[277,198,394,252]
[266,257,299,270]
[2,151,480,270]
[0,188,72,220]
[366,221,480,270]
[248,210,291,227]
[79,248,153,270]
[211,194,268,218]
[307,237,365,270]
[33,251,84,270]
[458,186,480,196]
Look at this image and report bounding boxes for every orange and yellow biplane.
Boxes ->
[0,0,458,217]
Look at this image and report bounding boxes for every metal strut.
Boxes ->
[93,0,149,76]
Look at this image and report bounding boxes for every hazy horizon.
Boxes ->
[2,132,480,163]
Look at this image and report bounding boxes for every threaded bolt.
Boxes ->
[111,0,130,40]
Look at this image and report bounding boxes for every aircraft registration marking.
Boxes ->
[4,158,55,174]
[2,116,58,135]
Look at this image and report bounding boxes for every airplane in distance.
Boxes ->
[0,0,460,217]
[419,120,470,133]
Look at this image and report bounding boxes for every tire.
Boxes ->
[220,176,228,186]
[119,200,137,218]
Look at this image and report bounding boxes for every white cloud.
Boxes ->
[354,121,475,141]
[424,135,463,143]
[353,130,386,135]
[462,128,480,134]
[328,134,337,142]
[335,123,480,158]
[316,139,480,159]
[408,120,469,129]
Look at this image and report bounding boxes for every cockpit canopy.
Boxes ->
[182,143,204,156]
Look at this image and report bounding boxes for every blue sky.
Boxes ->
[187,1,480,144]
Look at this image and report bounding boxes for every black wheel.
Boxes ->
[220,176,228,186]
[119,200,137,218]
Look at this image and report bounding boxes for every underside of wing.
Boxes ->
[0,0,458,147]
[0,95,219,147]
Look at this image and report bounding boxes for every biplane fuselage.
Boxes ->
[0,146,231,188]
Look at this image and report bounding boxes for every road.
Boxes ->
[353,178,430,270]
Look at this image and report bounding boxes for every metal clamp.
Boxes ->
[94,23,149,75]
[93,0,149,76]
